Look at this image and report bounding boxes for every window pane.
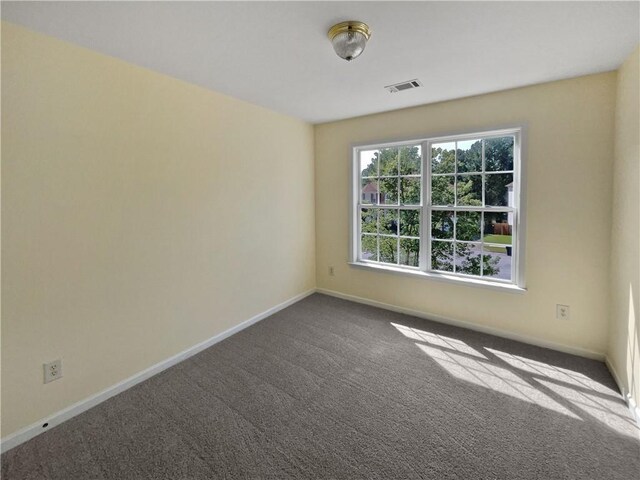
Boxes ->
[361,179,378,205]
[400,238,420,267]
[457,139,482,173]
[431,142,455,174]
[431,175,454,205]
[361,235,377,261]
[379,236,398,264]
[356,131,519,284]
[483,245,512,281]
[456,211,481,241]
[457,175,482,206]
[485,136,514,171]
[456,242,482,276]
[483,212,512,245]
[485,173,513,206]
[400,209,420,237]
[431,210,454,239]
[361,208,378,234]
[379,148,399,176]
[399,145,421,175]
[379,177,398,205]
[400,177,421,205]
[379,208,398,235]
[431,240,454,272]
[360,150,379,177]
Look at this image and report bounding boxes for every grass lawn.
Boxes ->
[484,234,511,253]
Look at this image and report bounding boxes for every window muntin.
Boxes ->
[354,129,521,287]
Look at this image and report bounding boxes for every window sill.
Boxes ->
[348,261,527,294]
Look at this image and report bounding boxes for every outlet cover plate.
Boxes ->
[556,304,570,320]
[44,359,63,383]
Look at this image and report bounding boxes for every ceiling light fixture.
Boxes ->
[327,21,372,62]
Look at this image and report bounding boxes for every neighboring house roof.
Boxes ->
[362,182,378,193]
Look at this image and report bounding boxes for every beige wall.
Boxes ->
[608,46,640,410]
[315,73,617,356]
[1,23,315,437]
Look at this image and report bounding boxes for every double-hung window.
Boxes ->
[352,128,524,289]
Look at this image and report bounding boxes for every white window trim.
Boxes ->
[350,127,527,292]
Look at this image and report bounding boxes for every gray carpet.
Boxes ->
[2,293,639,479]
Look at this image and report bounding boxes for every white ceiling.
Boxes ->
[3,1,639,124]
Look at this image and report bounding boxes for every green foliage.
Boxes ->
[361,138,514,277]
[379,237,397,263]
[432,176,454,205]
[431,146,455,174]
[431,241,453,271]
[456,245,500,276]
[400,210,420,237]
[431,211,454,239]
[361,154,377,177]
[456,211,481,241]
[430,137,513,208]
[361,209,377,233]
[361,235,377,259]
[485,137,514,171]
[431,241,500,276]
[457,176,482,206]
[400,239,419,266]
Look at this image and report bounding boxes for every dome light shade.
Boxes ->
[328,21,372,62]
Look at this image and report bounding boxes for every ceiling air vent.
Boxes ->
[385,79,422,93]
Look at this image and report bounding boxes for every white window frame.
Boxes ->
[350,127,526,292]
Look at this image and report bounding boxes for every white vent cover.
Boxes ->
[385,79,423,93]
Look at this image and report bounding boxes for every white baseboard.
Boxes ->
[0,289,315,454]
[605,356,640,428]
[317,288,605,361]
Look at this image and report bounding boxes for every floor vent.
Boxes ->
[385,79,422,93]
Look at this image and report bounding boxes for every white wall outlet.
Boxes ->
[44,359,63,384]
[329,266,335,276]
[556,304,570,320]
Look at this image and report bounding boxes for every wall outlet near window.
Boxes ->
[556,304,570,320]
[44,359,63,383]
[329,266,335,276]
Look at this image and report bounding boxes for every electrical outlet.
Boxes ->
[329,266,335,276]
[556,304,570,321]
[44,359,63,384]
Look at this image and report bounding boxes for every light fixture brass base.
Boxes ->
[327,21,371,41]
